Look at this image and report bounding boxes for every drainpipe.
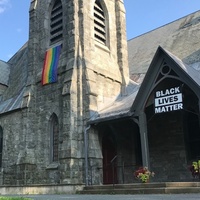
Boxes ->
[84,125,91,186]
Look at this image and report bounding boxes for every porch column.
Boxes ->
[139,111,150,169]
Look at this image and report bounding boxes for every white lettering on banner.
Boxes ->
[155,103,183,113]
[155,87,180,97]
[155,93,182,107]
[154,86,183,114]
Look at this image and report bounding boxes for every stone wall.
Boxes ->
[148,111,191,182]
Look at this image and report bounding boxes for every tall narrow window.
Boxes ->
[50,114,59,162]
[94,0,106,45]
[50,0,63,44]
[0,127,3,168]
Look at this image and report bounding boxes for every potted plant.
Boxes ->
[189,160,200,179]
[134,166,155,183]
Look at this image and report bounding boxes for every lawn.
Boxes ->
[0,197,32,200]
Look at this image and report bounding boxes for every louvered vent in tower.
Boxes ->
[50,0,63,44]
[94,0,106,45]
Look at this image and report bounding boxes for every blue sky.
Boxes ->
[0,0,199,61]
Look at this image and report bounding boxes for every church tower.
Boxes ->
[18,0,129,185]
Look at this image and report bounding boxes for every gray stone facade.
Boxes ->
[0,0,200,189]
[0,0,128,186]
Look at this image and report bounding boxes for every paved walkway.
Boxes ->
[3,194,200,200]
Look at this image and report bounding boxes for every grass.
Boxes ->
[0,197,32,200]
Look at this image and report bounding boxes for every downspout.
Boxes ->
[84,125,91,186]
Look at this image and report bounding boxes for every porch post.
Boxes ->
[139,111,150,169]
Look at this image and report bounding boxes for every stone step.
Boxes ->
[79,182,200,194]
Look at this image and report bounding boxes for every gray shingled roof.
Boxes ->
[89,80,139,124]
[5,43,28,100]
[164,48,200,86]
[128,10,200,77]
[0,60,10,86]
[0,42,29,114]
[0,87,26,114]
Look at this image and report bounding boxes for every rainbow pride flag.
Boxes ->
[42,45,61,85]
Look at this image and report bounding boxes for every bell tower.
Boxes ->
[25,0,129,185]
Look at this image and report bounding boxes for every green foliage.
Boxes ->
[189,160,200,178]
[134,166,155,183]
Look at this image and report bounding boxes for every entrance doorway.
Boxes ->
[102,134,117,184]
[145,77,200,181]
[100,121,142,184]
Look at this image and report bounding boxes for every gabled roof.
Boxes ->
[131,46,200,115]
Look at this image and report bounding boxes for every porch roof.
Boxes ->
[88,80,139,124]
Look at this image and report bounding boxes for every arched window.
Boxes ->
[94,0,107,45]
[50,0,63,44]
[0,127,3,168]
[50,114,59,162]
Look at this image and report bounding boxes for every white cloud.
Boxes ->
[0,0,10,14]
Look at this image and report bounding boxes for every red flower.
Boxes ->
[134,167,155,183]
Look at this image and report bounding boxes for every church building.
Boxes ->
[0,0,200,191]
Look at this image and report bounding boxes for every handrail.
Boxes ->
[90,163,139,185]
[110,155,118,187]
[110,155,118,164]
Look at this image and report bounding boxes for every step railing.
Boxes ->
[110,155,118,186]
